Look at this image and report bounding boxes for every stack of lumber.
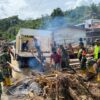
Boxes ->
[69,57,93,68]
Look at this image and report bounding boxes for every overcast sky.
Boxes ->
[0,0,100,19]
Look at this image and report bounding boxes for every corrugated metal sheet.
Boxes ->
[18,28,52,36]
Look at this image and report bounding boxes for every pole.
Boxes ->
[19,36,22,52]
[56,74,59,100]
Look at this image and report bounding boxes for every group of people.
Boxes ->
[0,37,100,99]
[50,38,100,81]
[78,39,100,81]
[0,37,43,99]
[50,44,69,71]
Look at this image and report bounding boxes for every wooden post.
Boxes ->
[19,36,22,52]
[56,74,59,100]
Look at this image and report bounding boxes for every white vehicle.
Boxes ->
[15,28,52,68]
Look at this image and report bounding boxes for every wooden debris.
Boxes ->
[6,70,100,100]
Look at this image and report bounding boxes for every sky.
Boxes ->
[0,0,100,19]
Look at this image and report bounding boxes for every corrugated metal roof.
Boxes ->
[18,28,52,36]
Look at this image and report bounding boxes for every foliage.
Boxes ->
[51,8,64,17]
[0,3,100,41]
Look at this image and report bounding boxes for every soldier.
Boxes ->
[2,46,13,77]
[0,65,4,100]
[2,63,12,86]
[60,45,70,70]
[78,43,87,75]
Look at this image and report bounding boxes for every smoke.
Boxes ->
[40,15,86,45]
[28,58,44,72]
[41,16,73,31]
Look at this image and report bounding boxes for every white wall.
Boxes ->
[54,27,86,45]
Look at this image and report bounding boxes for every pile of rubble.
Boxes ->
[6,70,100,100]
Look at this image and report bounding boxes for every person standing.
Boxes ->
[78,43,87,75]
[79,38,84,47]
[7,46,13,77]
[22,40,29,52]
[57,46,61,56]
[60,45,70,70]
[32,36,42,59]
[94,39,100,61]
[2,46,11,63]
[2,63,12,86]
[50,51,61,71]
[51,41,57,53]
[25,40,29,51]
[0,66,4,100]
[27,39,34,52]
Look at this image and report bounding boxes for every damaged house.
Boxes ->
[76,19,100,44]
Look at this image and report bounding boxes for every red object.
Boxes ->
[57,48,61,55]
[50,53,61,64]
[82,50,87,56]
[91,24,100,29]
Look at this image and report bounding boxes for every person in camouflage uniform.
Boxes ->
[2,63,12,86]
[1,46,12,77]
[0,66,4,100]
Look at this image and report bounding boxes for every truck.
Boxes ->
[14,28,52,68]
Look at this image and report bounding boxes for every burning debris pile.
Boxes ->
[6,71,100,100]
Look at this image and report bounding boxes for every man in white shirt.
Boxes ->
[32,36,42,58]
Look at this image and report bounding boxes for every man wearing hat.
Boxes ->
[94,39,100,60]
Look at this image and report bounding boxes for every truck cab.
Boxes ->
[15,28,52,68]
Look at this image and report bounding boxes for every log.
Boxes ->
[69,87,80,100]
[76,75,94,99]
[6,65,98,100]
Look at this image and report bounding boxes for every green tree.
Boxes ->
[51,8,64,17]
[97,3,100,19]
[90,3,98,18]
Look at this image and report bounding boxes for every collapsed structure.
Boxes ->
[7,70,100,100]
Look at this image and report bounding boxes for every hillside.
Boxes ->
[0,3,100,41]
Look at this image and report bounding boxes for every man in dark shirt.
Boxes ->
[79,38,84,47]
[60,45,70,69]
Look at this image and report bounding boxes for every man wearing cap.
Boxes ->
[94,39,100,60]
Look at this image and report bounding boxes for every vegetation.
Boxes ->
[0,3,100,41]
[51,8,64,17]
